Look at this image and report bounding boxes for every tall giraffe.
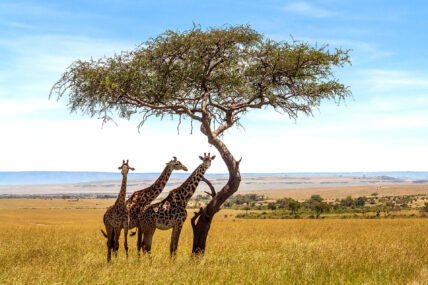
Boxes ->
[126,157,187,253]
[137,153,215,257]
[101,160,135,262]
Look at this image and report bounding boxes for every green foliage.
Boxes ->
[288,199,301,216]
[356,196,367,207]
[342,196,355,207]
[267,202,277,211]
[226,194,265,206]
[276,198,293,209]
[51,24,351,131]
[229,193,427,219]
[310,194,324,203]
[314,202,331,218]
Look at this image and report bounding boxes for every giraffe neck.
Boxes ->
[173,163,207,206]
[115,174,127,205]
[151,165,173,195]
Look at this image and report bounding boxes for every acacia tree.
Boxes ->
[51,25,350,255]
[314,202,330,218]
[288,199,301,217]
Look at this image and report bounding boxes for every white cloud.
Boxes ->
[362,69,428,92]
[0,1,103,20]
[0,21,35,29]
[1,117,428,173]
[289,107,426,131]
[368,95,428,112]
[0,34,135,74]
[283,2,337,18]
[224,131,428,172]
[0,2,62,17]
[0,119,226,172]
[0,98,60,114]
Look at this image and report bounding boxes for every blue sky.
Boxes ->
[0,0,427,172]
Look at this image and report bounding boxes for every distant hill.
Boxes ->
[0,171,427,185]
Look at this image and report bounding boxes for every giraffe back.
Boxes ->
[126,185,162,228]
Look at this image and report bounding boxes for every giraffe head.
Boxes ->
[166,156,188,171]
[199,153,216,169]
[118,160,135,176]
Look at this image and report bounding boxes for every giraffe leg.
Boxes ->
[113,228,121,258]
[142,225,156,255]
[123,224,129,259]
[106,225,113,263]
[137,226,143,258]
[170,224,183,258]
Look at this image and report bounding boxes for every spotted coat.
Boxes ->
[126,157,187,230]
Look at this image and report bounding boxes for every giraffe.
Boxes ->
[101,160,135,262]
[137,153,215,257]
[125,157,188,252]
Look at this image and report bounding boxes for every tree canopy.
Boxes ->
[51,24,350,136]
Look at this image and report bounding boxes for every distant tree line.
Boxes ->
[210,193,428,219]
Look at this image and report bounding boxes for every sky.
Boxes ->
[0,0,428,173]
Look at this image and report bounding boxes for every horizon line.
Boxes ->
[1,170,428,174]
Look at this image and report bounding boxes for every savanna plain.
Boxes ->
[0,190,427,285]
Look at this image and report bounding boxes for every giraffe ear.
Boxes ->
[118,166,122,170]
[211,155,216,160]
[199,156,204,160]
[130,167,135,171]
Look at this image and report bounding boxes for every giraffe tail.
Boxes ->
[100,229,108,238]
[129,231,136,236]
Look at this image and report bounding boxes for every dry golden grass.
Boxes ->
[0,198,111,210]
[0,199,427,284]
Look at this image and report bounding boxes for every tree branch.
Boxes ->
[201,176,216,197]
[191,207,209,230]
[191,210,200,230]
[120,93,204,122]
[201,91,210,117]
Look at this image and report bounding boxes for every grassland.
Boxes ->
[0,198,427,284]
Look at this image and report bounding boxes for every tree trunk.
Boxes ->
[191,122,241,255]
